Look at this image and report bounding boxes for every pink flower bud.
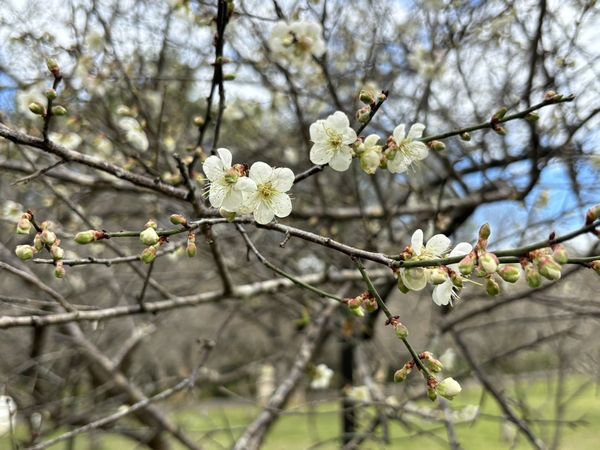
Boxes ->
[479,252,499,274]
[537,255,561,281]
[54,261,66,278]
[16,215,32,235]
[40,229,57,246]
[552,244,568,265]
[140,245,158,264]
[497,264,520,283]
[525,263,542,288]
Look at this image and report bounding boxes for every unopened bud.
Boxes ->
[480,252,499,274]
[492,107,508,121]
[51,105,67,116]
[15,245,35,261]
[544,90,561,101]
[50,244,64,260]
[46,58,61,77]
[54,261,66,278]
[186,232,197,257]
[144,220,158,230]
[450,271,464,288]
[396,275,410,293]
[140,227,160,246]
[429,140,446,152]
[538,255,562,281]
[493,126,507,136]
[140,245,158,264]
[552,244,568,265]
[16,215,32,235]
[40,229,57,246]
[586,205,600,223]
[193,116,205,127]
[45,88,57,100]
[497,264,520,283]
[525,263,542,288]
[429,268,448,285]
[485,277,500,296]
[219,208,237,222]
[363,295,378,313]
[458,252,476,275]
[169,214,188,226]
[460,132,471,141]
[427,386,438,402]
[74,230,97,244]
[359,89,376,105]
[356,106,371,124]
[479,223,491,240]
[525,112,539,122]
[394,323,409,340]
[223,74,236,81]
[33,233,44,251]
[29,102,45,115]
[394,366,411,383]
[590,260,600,276]
[437,377,462,400]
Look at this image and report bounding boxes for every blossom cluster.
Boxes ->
[309,111,429,175]
[269,21,326,63]
[203,148,294,225]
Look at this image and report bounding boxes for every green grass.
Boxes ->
[3,375,599,449]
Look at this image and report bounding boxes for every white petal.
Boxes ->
[222,188,243,211]
[393,124,406,144]
[411,229,424,255]
[364,134,380,146]
[216,148,232,168]
[426,234,451,256]
[408,141,428,161]
[272,168,295,192]
[407,123,425,140]
[328,111,350,129]
[309,120,327,143]
[203,155,225,181]
[208,183,227,208]
[310,144,333,165]
[249,161,273,185]
[271,192,292,218]
[401,267,429,291]
[342,127,358,145]
[328,146,353,171]
[432,280,453,306]
[448,242,473,269]
[254,201,275,224]
[235,177,257,193]
[387,156,408,174]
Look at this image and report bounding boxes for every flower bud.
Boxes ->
[590,260,600,276]
[458,252,476,275]
[45,88,57,100]
[450,271,464,288]
[33,233,44,251]
[359,149,381,175]
[552,244,568,265]
[349,304,365,317]
[15,245,35,261]
[394,366,411,383]
[29,102,45,115]
[51,105,67,116]
[586,205,600,224]
[223,74,236,81]
[394,323,409,340]
[144,220,158,229]
[40,229,57,246]
[479,252,499,274]
[427,386,438,402]
[46,58,61,77]
[363,295,378,313]
[140,227,160,246]
[493,126,507,136]
[193,116,205,127]
[485,277,500,296]
[421,352,443,373]
[54,261,66,278]
[497,264,520,283]
[492,107,508,121]
[525,263,542,288]
[460,132,471,141]
[429,140,446,152]
[169,214,188,226]
[359,89,376,105]
[537,255,562,281]
[525,112,539,122]
[429,267,448,285]
[356,106,371,124]
[219,208,237,222]
[50,244,64,260]
[396,275,410,293]
[478,223,491,240]
[74,230,97,244]
[186,232,197,258]
[140,245,158,264]
[16,215,32,235]
[436,377,462,400]
[544,90,561,101]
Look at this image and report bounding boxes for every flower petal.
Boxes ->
[407,123,425,140]
[235,177,257,193]
[393,124,406,144]
[328,111,350,129]
[222,188,243,211]
[401,267,429,291]
[387,156,408,174]
[408,141,428,161]
[448,242,473,269]
[310,143,333,165]
[309,120,327,143]
[202,155,225,181]
[364,134,380,146]
[271,192,292,217]
[411,229,424,255]
[249,161,273,185]
[254,201,275,224]
[272,167,295,192]
[216,148,232,168]
[426,234,451,256]
[208,183,227,208]
[342,127,357,145]
[328,146,353,171]
[432,280,453,306]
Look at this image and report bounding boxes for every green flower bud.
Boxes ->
[394,366,411,383]
[538,255,562,281]
[54,261,66,278]
[16,215,32,235]
[497,264,520,283]
[493,126,507,136]
[450,271,464,288]
[552,244,568,265]
[355,106,371,124]
[427,386,438,402]
[144,220,158,230]
[394,323,409,340]
[186,232,197,258]
[492,107,508,121]
[219,208,237,222]
[436,377,462,400]
[223,74,236,81]
[359,89,376,105]
[140,245,158,264]
[525,112,539,122]
[45,88,57,100]
[460,132,471,141]
[28,102,45,115]
[140,227,160,246]
[50,245,64,260]
[40,229,57,246]
[46,58,60,76]
[169,214,188,226]
[525,264,542,288]
[479,252,499,274]
[458,252,476,275]
[429,268,448,285]
[397,276,410,293]
[74,230,97,244]
[479,223,491,240]
[429,140,446,152]
[15,245,35,261]
[193,116,205,127]
[33,233,44,251]
[51,105,67,116]
[485,277,500,296]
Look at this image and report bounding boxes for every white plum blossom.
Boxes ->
[310,363,333,390]
[355,134,382,174]
[309,111,357,171]
[203,148,257,211]
[0,395,16,435]
[270,21,326,62]
[119,117,149,152]
[401,229,451,291]
[49,132,82,150]
[245,162,294,224]
[432,241,472,306]
[387,123,428,173]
